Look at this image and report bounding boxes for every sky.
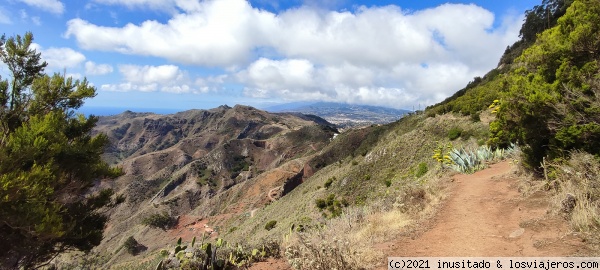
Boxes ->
[0,0,540,112]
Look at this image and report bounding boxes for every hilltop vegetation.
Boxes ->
[0,33,122,268]
[427,0,574,117]
[427,0,600,170]
[490,0,600,169]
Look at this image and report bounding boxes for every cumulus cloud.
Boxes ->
[66,0,524,108]
[18,0,65,15]
[31,44,86,72]
[119,64,182,84]
[100,82,158,92]
[66,0,274,67]
[195,74,228,93]
[43,48,86,70]
[85,61,114,75]
[101,64,197,93]
[238,58,476,109]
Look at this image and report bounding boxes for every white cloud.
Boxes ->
[237,58,317,93]
[119,64,182,84]
[102,64,199,93]
[100,82,158,92]
[66,0,277,67]
[238,58,476,109]
[18,0,65,15]
[31,44,86,71]
[85,61,114,75]
[20,9,43,25]
[0,8,12,24]
[66,0,524,107]
[195,74,228,93]
[43,48,86,70]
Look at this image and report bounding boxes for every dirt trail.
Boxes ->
[381,161,587,258]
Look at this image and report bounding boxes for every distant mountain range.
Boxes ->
[264,102,412,128]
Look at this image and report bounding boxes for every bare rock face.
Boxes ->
[92,105,337,255]
[303,163,314,179]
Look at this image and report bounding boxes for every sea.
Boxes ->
[77,107,180,117]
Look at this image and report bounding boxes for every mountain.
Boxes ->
[265,102,411,128]
[86,105,342,264]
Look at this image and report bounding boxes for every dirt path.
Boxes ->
[381,161,587,258]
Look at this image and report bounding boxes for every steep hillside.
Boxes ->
[426,0,574,118]
[81,109,490,269]
[85,105,339,266]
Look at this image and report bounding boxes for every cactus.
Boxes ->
[157,236,277,269]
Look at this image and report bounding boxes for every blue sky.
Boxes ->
[0,0,539,112]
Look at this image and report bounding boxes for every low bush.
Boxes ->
[315,194,348,218]
[447,127,462,140]
[265,220,277,231]
[157,237,280,269]
[142,212,176,230]
[384,179,392,187]
[415,162,428,178]
[324,177,335,189]
[123,236,140,255]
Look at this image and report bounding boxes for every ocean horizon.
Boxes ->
[78,107,181,116]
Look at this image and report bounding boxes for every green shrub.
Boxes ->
[461,130,472,141]
[123,236,140,255]
[265,220,277,231]
[415,162,428,178]
[384,179,392,187]
[324,177,335,189]
[447,127,462,141]
[142,212,176,230]
[156,237,279,269]
[315,199,327,209]
[315,194,347,218]
[489,1,600,171]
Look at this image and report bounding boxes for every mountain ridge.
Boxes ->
[265,102,411,128]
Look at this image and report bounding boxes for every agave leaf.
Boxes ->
[216,238,224,248]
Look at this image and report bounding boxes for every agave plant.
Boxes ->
[444,143,519,174]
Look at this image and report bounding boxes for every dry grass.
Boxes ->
[548,152,600,232]
[283,205,412,269]
[282,168,449,270]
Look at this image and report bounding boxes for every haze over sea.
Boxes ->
[78,107,180,116]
